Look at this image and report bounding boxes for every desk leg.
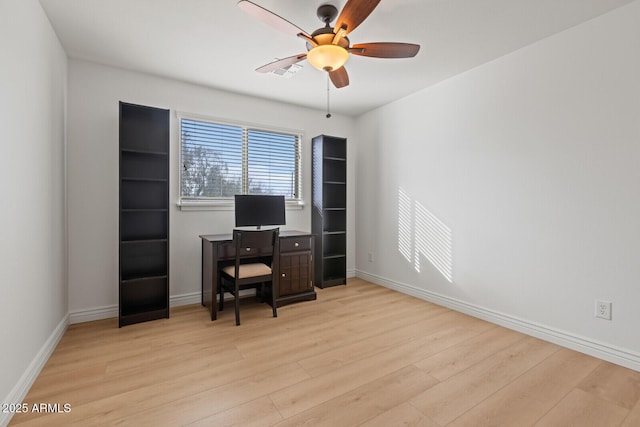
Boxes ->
[201,240,205,306]
[211,249,218,321]
[201,240,216,320]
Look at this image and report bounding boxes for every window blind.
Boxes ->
[247,129,299,198]
[180,117,301,201]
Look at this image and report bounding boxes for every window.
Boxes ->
[179,116,301,205]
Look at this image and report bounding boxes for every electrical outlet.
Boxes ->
[367,252,374,262]
[595,300,612,320]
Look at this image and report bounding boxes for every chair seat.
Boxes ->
[221,263,272,279]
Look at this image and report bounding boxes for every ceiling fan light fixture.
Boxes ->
[238,0,421,89]
[306,44,349,72]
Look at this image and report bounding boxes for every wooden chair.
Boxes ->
[218,228,279,325]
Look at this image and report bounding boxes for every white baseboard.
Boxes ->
[169,291,201,308]
[0,315,69,427]
[68,292,202,325]
[356,269,640,372]
[69,304,117,324]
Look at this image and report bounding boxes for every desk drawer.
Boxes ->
[218,242,270,258]
[218,242,234,258]
[280,236,312,253]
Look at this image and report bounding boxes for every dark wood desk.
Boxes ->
[200,230,316,321]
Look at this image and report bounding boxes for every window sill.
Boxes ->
[177,199,305,212]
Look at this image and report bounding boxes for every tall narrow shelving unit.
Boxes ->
[312,135,347,288]
[119,102,170,327]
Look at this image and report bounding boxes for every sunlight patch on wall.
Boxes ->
[397,187,453,283]
[414,201,453,282]
[398,187,413,264]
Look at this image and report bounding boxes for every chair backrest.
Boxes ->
[231,228,280,275]
[232,228,279,252]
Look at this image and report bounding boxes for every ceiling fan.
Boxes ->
[237,0,421,89]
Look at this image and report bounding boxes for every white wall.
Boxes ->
[66,60,357,317]
[356,1,640,369]
[0,0,68,420]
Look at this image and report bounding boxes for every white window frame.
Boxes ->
[177,112,304,211]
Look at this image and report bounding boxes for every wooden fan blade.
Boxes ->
[335,0,381,35]
[255,54,307,73]
[329,67,349,88]
[237,0,311,39]
[350,42,420,58]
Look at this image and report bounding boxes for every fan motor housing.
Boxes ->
[307,27,350,51]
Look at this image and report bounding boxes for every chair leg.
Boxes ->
[219,279,224,311]
[234,282,241,326]
[256,284,263,303]
[271,281,278,318]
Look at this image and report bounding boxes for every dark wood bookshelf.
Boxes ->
[119,102,170,327]
[312,135,347,288]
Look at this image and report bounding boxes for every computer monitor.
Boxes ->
[234,194,286,229]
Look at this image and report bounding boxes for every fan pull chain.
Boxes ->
[326,73,332,119]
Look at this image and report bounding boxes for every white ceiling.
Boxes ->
[39,0,635,116]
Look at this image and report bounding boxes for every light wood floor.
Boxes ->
[9,278,640,426]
